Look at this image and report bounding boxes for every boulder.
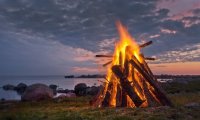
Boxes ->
[74,83,87,96]
[86,86,100,96]
[15,83,27,95]
[49,84,58,95]
[21,83,54,101]
[2,84,15,91]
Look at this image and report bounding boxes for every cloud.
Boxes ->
[0,0,161,52]
[0,0,200,75]
[161,28,177,34]
[149,34,160,39]
[152,43,200,63]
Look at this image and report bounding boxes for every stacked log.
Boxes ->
[91,40,173,108]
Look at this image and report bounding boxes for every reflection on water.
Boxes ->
[0,76,103,100]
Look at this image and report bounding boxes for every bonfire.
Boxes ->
[91,21,173,108]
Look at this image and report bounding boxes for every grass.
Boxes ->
[0,80,200,120]
[163,79,200,94]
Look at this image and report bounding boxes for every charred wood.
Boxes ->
[129,58,173,106]
[112,65,144,107]
[139,41,153,48]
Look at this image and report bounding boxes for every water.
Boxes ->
[0,76,103,100]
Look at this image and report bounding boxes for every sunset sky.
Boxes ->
[0,0,200,75]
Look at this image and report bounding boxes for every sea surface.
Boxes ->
[0,76,103,100]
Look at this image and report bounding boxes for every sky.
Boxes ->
[0,0,200,76]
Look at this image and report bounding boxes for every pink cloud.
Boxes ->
[149,34,160,39]
[157,0,200,16]
[161,29,177,34]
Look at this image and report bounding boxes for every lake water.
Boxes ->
[0,76,103,100]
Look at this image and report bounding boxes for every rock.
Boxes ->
[86,86,99,96]
[0,98,5,102]
[74,83,87,96]
[21,83,54,101]
[2,84,15,91]
[49,84,58,95]
[15,83,27,95]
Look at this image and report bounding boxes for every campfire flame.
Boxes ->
[92,21,173,108]
[106,22,150,107]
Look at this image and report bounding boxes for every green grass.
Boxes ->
[169,92,200,106]
[163,79,200,94]
[0,93,199,120]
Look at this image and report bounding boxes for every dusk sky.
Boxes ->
[0,0,200,76]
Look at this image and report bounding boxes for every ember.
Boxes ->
[91,21,173,108]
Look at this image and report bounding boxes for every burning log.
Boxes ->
[102,91,111,107]
[121,89,128,107]
[116,85,122,107]
[109,80,118,107]
[129,57,173,106]
[112,65,144,107]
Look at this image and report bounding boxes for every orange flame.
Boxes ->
[105,21,153,107]
[106,21,142,81]
[92,21,163,108]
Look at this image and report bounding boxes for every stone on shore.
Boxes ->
[2,84,15,91]
[15,83,27,95]
[21,83,54,101]
[74,83,87,96]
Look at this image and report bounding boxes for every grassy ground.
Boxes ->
[0,80,200,120]
[0,93,199,120]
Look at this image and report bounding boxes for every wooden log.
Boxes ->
[90,76,111,107]
[141,77,159,107]
[124,59,129,78]
[119,52,122,67]
[109,80,117,107]
[121,88,128,107]
[90,82,108,107]
[103,61,112,67]
[116,84,122,107]
[130,67,145,100]
[95,55,112,57]
[102,82,112,107]
[112,65,144,107]
[139,41,153,48]
[144,57,156,61]
[129,58,173,106]
[102,91,111,107]
[139,54,155,78]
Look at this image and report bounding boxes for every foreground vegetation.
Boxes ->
[0,80,200,120]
